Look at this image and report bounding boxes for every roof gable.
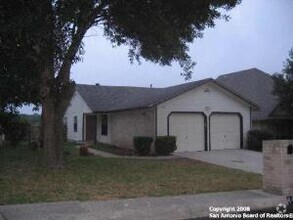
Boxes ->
[76,77,257,113]
[217,68,279,120]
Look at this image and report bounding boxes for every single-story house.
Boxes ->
[64,78,258,152]
[217,68,293,139]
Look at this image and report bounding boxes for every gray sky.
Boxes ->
[21,0,293,114]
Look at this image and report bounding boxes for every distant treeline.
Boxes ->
[19,114,41,125]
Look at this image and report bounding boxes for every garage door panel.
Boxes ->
[210,114,240,150]
[169,113,205,152]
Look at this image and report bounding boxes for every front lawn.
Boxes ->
[91,142,135,156]
[0,143,262,205]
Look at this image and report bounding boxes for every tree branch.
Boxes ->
[56,22,89,83]
[56,1,107,83]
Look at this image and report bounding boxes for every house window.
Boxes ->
[101,115,108,136]
[73,116,77,132]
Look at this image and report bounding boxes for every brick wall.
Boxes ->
[263,140,293,196]
[110,108,156,150]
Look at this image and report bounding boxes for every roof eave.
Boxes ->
[75,89,94,112]
[92,106,151,114]
[212,80,260,110]
[148,78,214,107]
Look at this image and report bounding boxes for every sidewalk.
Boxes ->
[0,190,287,220]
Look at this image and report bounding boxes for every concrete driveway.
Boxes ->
[175,149,262,174]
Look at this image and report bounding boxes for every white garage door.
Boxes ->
[169,113,205,152]
[210,114,240,150]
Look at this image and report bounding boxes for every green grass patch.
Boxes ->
[92,143,135,156]
[0,143,262,205]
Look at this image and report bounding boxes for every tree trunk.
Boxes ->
[41,71,74,168]
[42,94,64,168]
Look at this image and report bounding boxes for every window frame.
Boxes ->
[73,116,78,132]
[101,114,108,136]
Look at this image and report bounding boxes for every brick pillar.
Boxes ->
[263,140,293,196]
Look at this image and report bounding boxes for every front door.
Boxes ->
[85,114,97,144]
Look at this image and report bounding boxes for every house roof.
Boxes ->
[76,78,257,113]
[217,68,279,120]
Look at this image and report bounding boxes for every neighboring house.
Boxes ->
[64,78,258,152]
[217,68,293,139]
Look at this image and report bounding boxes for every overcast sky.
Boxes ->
[21,0,293,114]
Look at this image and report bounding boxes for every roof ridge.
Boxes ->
[76,84,158,89]
[218,68,270,78]
[164,78,213,89]
[76,78,213,90]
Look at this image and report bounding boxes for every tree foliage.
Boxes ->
[1,0,241,167]
[273,48,293,116]
[2,0,241,81]
[101,0,241,79]
[0,1,42,145]
[0,1,41,112]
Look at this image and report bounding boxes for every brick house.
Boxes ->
[64,77,257,152]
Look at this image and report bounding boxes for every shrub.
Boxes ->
[133,136,153,156]
[246,129,273,152]
[155,136,177,155]
[5,117,30,146]
[79,145,89,156]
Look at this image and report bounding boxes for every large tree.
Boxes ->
[273,48,293,116]
[0,2,41,139]
[1,0,241,168]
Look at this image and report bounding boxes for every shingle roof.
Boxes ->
[217,68,279,120]
[76,77,258,113]
[76,78,213,112]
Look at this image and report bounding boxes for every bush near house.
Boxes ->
[155,136,177,155]
[246,129,273,152]
[133,136,153,156]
